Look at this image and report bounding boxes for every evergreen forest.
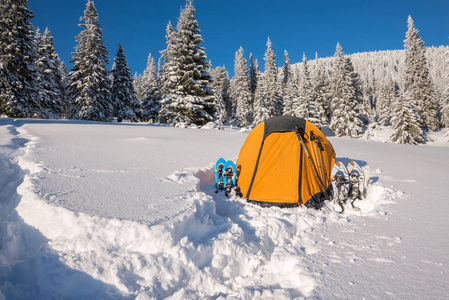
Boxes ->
[1,0,448,145]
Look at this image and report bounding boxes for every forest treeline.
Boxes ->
[1,0,448,145]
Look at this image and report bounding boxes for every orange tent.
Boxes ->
[237,116,336,208]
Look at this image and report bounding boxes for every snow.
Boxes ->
[1,118,449,299]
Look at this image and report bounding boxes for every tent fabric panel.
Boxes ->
[236,121,265,199]
[236,116,336,208]
[248,132,301,204]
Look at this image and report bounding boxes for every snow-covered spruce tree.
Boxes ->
[282,68,299,117]
[295,70,309,119]
[140,53,161,122]
[161,2,216,127]
[263,38,283,117]
[282,50,291,88]
[158,21,177,123]
[249,53,258,97]
[390,92,423,144]
[212,66,231,126]
[312,53,331,125]
[157,56,163,85]
[230,47,252,127]
[296,53,319,125]
[133,73,144,101]
[404,16,438,131]
[111,44,140,122]
[253,68,270,125]
[34,28,47,116]
[362,86,375,124]
[347,56,367,124]
[441,46,449,128]
[329,43,363,137]
[59,62,69,118]
[68,0,112,122]
[281,50,293,115]
[377,78,399,126]
[35,28,65,118]
[0,0,42,118]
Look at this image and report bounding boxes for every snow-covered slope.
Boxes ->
[1,118,448,299]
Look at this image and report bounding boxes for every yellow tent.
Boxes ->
[237,116,335,208]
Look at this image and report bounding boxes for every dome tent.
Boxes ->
[236,116,336,208]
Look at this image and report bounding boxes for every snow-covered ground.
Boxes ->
[1,118,448,299]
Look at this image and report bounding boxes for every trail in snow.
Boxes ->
[0,121,123,299]
[1,119,448,299]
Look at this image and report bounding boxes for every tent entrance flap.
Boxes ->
[247,132,301,204]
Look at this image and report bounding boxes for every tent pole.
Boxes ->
[311,131,325,187]
[295,126,330,201]
[316,138,330,188]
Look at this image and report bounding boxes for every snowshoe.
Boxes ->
[222,160,237,197]
[331,161,350,214]
[214,158,226,193]
[347,161,366,197]
[347,161,365,211]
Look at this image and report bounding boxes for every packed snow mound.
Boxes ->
[1,119,448,299]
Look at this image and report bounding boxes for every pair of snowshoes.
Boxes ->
[214,158,238,197]
[331,160,366,214]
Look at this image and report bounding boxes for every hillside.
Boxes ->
[293,45,448,106]
[1,118,448,299]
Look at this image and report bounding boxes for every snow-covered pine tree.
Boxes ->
[249,53,258,97]
[211,66,231,126]
[35,28,65,118]
[133,73,145,101]
[230,47,252,127]
[362,86,375,124]
[329,43,363,137]
[59,62,69,118]
[377,78,398,126]
[296,53,319,125]
[441,46,449,128]
[311,53,331,125]
[404,16,438,131]
[282,67,299,117]
[346,57,367,124]
[0,0,42,118]
[0,28,3,112]
[140,53,161,122]
[68,0,112,122]
[282,50,291,87]
[159,21,178,123]
[157,56,163,86]
[34,29,46,116]
[160,22,180,98]
[295,69,309,119]
[390,92,424,144]
[281,50,292,115]
[111,44,140,122]
[0,62,3,115]
[162,1,216,127]
[253,70,270,125]
[263,38,282,117]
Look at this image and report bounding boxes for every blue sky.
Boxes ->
[31,0,448,77]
